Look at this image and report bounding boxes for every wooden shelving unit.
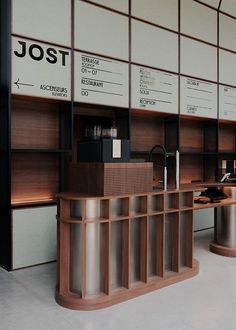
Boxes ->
[10,95,72,206]
[56,189,198,310]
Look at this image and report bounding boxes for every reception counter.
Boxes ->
[56,183,236,310]
[56,188,200,310]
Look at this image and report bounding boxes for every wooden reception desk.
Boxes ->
[56,187,200,310]
[56,183,236,310]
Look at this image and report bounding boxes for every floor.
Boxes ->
[1,229,236,330]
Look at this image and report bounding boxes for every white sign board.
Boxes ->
[12,37,71,100]
[219,85,236,121]
[74,52,129,107]
[131,65,178,114]
[180,77,217,118]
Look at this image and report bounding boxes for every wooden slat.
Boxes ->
[103,222,110,295]
[140,217,148,283]
[185,211,194,268]
[157,215,164,277]
[122,219,130,289]
[58,221,70,295]
[172,213,180,272]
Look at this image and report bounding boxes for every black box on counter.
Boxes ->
[221,160,236,173]
[78,139,130,163]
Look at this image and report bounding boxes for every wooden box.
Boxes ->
[68,162,153,196]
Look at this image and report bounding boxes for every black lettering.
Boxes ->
[59,50,69,66]
[29,44,44,61]
[46,48,57,64]
[14,41,26,58]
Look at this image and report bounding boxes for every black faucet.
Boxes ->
[149,145,167,191]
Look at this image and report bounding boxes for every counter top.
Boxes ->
[57,182,236,200]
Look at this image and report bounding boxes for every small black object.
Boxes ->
[200,187,228,202]
[78,139,130,163]
[194,198,209,204]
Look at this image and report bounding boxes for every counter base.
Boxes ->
[210,242,236,257]
[56,259,199,311]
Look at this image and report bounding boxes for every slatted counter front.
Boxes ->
[56,189,199,310]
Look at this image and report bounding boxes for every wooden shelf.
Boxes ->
[179,117,217,153]
[11,153,59,204]
[11,148,71,153]
[11,199,56,208]
[7,95,72,215]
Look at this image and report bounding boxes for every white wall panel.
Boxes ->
[12,206,57,269]
[131,65,178,114]
[198,0,220,9]
[74,1,129,60]
[180,77,217,118]
[194,209,214,231]
[220,0,236,17]
[132,20,178,73]
[219,14,236,52]
[12,37,71,100]
[181,0,217,44]
[12,0,71,47]
[219,49,236,86]
[88,0,128,13]
[74,52,129,107]
[131,0,178,31]
[219,85,236,121]
[180,37,217,81]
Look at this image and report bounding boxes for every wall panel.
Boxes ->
[12,0,71,47]
[181,0,217,44]
[88,0,128,13]
[74,0,129,60]
[132,20,178,73]
[219,14,236,52]
[180,37,217,81]
[219,49,236,86]
[131,0,178,31]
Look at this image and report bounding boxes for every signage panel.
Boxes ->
[219,85,236,121]
[180,77,217,118]
[12,37,71,100]
[131,65,178,114]
[74,52,129,107]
